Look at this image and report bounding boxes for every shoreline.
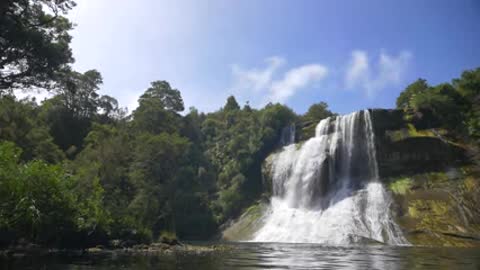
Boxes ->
[0,242,232,258]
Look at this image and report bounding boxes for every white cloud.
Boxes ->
[269,64,328,103]
[231,56,328,105]
[345,50,369,89]
[231,56,285,93]
[345,50,411,97]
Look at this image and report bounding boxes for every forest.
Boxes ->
[1,0,479,249]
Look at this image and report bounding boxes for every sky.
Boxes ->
[62,0,480,114]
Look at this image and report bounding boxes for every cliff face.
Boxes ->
[369,109,480,247]
[370,109,467,178]
[387,168,480,247]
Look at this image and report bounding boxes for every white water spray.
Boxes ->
[253,110,407,245]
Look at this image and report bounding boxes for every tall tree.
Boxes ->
[129,132,190,236]
[138,81,184,113]
[303,102,334,123]
[56,69,103,118]
[396,79,429,109]
[0,95,64,162]
[0,0,76,93]
[224,96,240,111]
[133,81,184,134]
[43,69,117,155]
[453,68,480,138]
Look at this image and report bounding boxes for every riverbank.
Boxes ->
[0,242,232,259]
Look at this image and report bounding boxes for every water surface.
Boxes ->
[2,243,480,270]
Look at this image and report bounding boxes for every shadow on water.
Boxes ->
[2,242,480,270]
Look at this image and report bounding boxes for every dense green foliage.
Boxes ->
[0,0,75,92]
[0,141,104,247]
[302,101,335,124]
[203,98,296,221]
[0,87,301,247]
[396,68,480,141]
[396,79,429,109]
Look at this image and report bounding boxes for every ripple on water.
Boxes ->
[1,243,480,269]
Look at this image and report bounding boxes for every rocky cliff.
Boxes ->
[369,109,480,247]
[370,109,467,178]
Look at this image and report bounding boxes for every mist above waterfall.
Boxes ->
[253,110,408,245]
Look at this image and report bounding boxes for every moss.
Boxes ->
[221,202,267,241]
[389,177,413,195]
[388,166,480,247]
[408,205,419,218]
[406,123,418,136]
[385,124,444,142]
[243,204,263,220]
[464,177,477,192]
[407,230,479,247]
[403,111,415,122]
[431,201,449,216]
[421,171,450,188]
[407,199,457,233]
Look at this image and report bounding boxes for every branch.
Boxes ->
[27,6,59,28]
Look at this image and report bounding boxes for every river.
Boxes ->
[2,242,480,269]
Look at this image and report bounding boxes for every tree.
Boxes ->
[201,99,297,222]
[453,68,480,139]
[410,83,465,130]
[453,68,480,100]
[138,81,184,113]
[56,69,103,118]
[70,123,133,237]
[129,132,190,237]
[133,81,184,134]
[69,128,121,242]
[0,141,77,245]
[224,96,240,111]
[0,0,76,93]
[42,69,117,155]
[181,107,204,143]
[396,69,480,140]
[0,95,64,162]
[303,102,334,123]
[98,95,120,119]
[396,79,429,109]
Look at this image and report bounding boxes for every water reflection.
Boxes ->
[225,243,406,269]
[2,243,480,270]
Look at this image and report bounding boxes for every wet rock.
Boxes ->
[347,234,385,245]
[388,168,480,247]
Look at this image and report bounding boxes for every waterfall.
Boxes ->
[279,123,296,146]
[253,110,407,245]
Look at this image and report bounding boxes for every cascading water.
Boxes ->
[253,110,408,245]
[279,123,296,147]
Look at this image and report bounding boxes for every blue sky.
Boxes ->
[65,0,480,114]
